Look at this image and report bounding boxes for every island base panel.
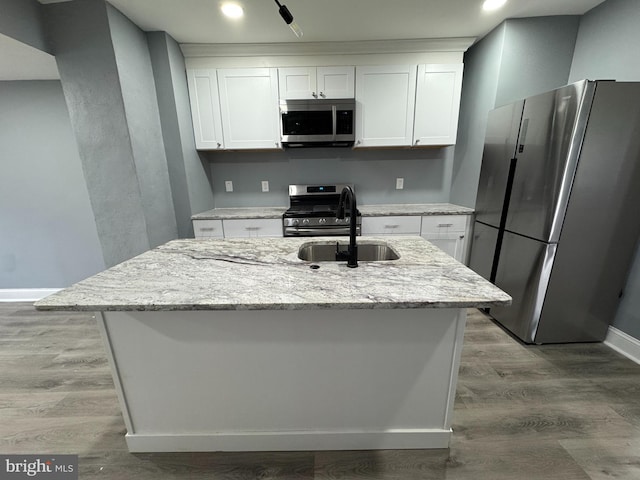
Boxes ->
[98,308,467,452]
[124,429,452,453]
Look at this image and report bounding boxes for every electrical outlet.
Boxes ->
[225,180,233,192]
[396,177,404,190]
[261,180,269,192]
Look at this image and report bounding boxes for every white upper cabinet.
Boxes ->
[355,65,417,147]
[278,66,355,100]
[217,68,281,150]
[187,69,225,150]
[414,64,464,146]
[187,62,463,151]
[317,67,355,99]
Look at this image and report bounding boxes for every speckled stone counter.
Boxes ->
[35,236,508,312]
[191,203,473,220]
[34,236,509,454]
[359,203,474,216]
[191,206,287,220]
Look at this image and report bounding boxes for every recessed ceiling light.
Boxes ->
[221,2,244,19]
[482,0,507,11]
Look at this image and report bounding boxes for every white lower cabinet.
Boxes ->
[193,219,224,238]
[361,216,422,235]
[420,215,470,263]
[361,214,470,263]
[193,218,283,238]
[222,219,283,238]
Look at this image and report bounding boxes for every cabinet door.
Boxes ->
[278,67,317,100]
[420,215,469,263]
[187,69,225,150]
[217,68,281,149]
[414,64,463,146]
[361,216,421,235]
[424,236,465,262]
[317,66,355,99]
[223,219,283,238]
[193,219,224,239]
[355,65,417,147]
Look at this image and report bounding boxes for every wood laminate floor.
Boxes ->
[1,303,639,479]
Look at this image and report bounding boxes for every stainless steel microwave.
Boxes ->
[279,99,355,148]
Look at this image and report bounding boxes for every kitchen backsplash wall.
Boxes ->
[205,147,453,207]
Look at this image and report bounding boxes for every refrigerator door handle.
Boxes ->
[517,118,529,153]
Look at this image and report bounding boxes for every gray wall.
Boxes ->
[449,24,505,210]
[1,0,214,290]
[495,17,579,108]
[0,81,105,287]
[450,16,580,207]
[1,0,51,53]
[206,147,454,207]
[45,0,151,267]
[147,32,215,238]
[44,0,177,268]
[567,0,640,340]
[107,5,177,247]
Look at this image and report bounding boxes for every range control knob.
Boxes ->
[291,219,299,226]
[302,218,310,225]
[319,218,327,224]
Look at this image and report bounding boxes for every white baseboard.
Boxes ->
[605,326,640,366]
[0,288,62,302]
[124,429,452,453]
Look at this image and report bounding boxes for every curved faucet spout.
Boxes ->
[336,186,358,268]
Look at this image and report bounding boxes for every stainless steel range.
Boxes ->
[283,184,361,237]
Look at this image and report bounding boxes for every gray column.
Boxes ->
[44,0,177,266]
[147,32,215,238]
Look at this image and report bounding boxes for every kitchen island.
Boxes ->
[35,236,510,453]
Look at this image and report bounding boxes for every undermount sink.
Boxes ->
[298,241,400,262]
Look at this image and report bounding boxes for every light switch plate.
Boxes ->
[261,180,269,192]
[396,178,404,190]
[225,180,233,192]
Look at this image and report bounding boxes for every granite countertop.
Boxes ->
[192,206,287,220]
[35,236,510,312]
[358,203,474,216]
[191,203,474,220]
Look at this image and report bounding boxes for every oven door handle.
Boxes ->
[285,227,360,236]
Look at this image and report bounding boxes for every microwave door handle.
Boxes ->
[332,105,337,141]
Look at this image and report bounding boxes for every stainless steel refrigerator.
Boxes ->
[469,80,640,344]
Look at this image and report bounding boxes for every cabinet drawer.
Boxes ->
[193,219,224,238]
[223,219,283,238]
[420,215,467,234]
[362,216,421,235]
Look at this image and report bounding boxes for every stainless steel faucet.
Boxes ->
[335,185,358,268]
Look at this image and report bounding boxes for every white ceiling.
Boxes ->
[4,0,606,80]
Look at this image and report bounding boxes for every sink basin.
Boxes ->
[298,241,400,262]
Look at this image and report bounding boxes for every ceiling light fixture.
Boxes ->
[221,2,244,19]
[482,0,507,11]
[274,0,303,38]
